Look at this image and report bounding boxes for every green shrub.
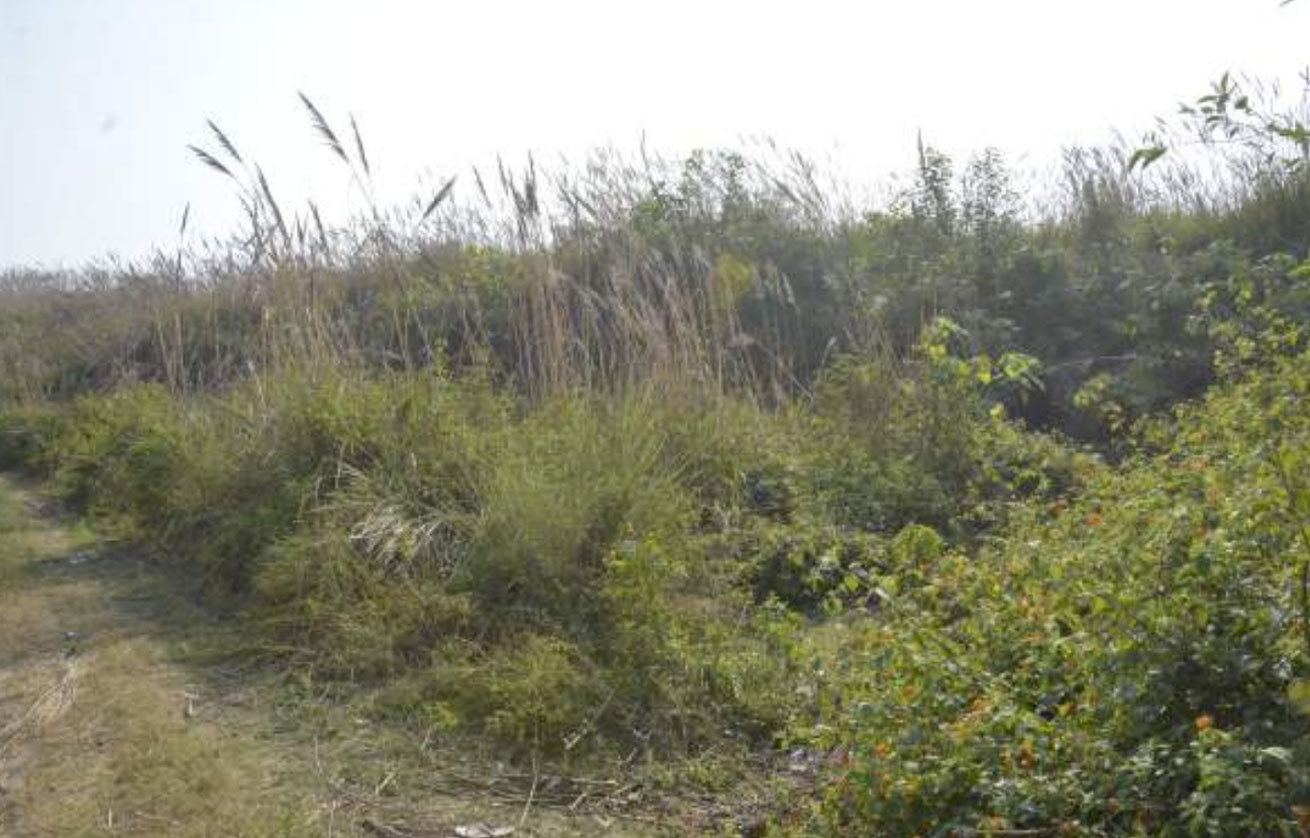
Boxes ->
[787,349,1310,836]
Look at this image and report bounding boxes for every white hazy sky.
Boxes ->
[1,0,1307,269]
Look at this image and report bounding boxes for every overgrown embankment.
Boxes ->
[0,327,1075,763]
[5,314,1310,835]
[3,76,1310,834]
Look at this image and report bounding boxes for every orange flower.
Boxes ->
[1195,714,1214,732]
[1084,511,1102,526]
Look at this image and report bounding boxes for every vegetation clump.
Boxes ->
[2,76,1309,834]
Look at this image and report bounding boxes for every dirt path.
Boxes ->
[0,477,671,838]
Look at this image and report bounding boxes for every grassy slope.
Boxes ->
[0,85,1308,834]
[5,331,1308,836]
[0,476,683,837]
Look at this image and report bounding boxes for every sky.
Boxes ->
[1,0,1307,269]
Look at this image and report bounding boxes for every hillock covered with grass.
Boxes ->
[2,77,1310,835]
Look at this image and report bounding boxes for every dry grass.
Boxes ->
[9,639,318,838]
[0,479,319,836]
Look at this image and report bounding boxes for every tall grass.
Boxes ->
[4,82,1306,413]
